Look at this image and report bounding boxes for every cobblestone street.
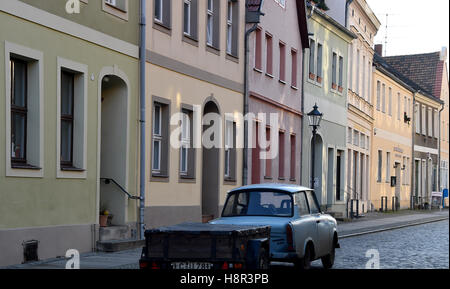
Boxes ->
[314,220,449,269]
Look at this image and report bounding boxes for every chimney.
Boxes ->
[440,46,447,61]
[375,44,383,56]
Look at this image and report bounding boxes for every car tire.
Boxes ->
[257,247,269,269]
[321,243,335,269]
[295,245,312,270]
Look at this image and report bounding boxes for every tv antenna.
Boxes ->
[384,13,388,56]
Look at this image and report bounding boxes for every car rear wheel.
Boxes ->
[321,243,336,269]
[295,244,312,270]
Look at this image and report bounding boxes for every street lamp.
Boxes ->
[308,104,323,190]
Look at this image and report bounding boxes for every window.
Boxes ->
[206,0,214,45]
[415,104,420,133]
[349,44,353,91]
[382,84,386,113]
[152,99,170,177]
[278,131,285,179]
[388,87,392,116]
[316,43,323,81]
[421,105,426,135]
[179,108,195,179]
[338,56,344,88]
[360,133,366,149]
[279,42,286,82]
[224,120,237,180]
[266,33,273,75]
[10,58,28,165]
[254,28,262,70]
[290,135,296,180]
[397,93,401,120]
[154,0,171,28]
[226,0,239,57]
[183,0,191,36]
[306,191,320,214]
[6,42,44,178]
[309,39,315,77]
[433,109,438,138]
[377,150,382,182]
[332,52,337,89]
[60,71,74,168]
[291,49,298,87]
[180,111,190,175]
[207,0,220,48]
[362,56,366,99]
[376,81,381,111]
[103,0,128,20]
[428,108,433,137]
[57,58,88,178]
[356,50,360,95]
[386,152,391,182]
[265,127,272,178]
[295,192,309,216]
[347,127,352,144]
[353,130,359,147]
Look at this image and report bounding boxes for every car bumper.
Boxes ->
[271,252,298,260]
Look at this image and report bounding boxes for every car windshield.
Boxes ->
[222,191,293,217]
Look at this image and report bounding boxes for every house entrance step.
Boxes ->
[97,239,145,253]
[99,225,131,241]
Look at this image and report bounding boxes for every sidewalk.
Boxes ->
[3,209,448,269]
[338,209,449,238]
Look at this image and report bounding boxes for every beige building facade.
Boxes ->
[145,0,245,227]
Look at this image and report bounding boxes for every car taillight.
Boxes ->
[151,262,160,269]
[286,224,294,251]
[139,260,148,269]
[221,262,229,270]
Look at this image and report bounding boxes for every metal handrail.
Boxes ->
[100,178,142,200]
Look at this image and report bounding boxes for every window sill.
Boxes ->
[206,45,220,56]
[264,176,273,180]
[153,21,172,36]
[279,79,286,85]
[182,35,199,47]
[224,177,237,182]
[11,163,41,170]
[105,3,127,13]
[179,175,196,184]
[61,166,85,172]
[278,177,286,181]
[291,85,299,90]
[151,174,170,183]
[254,67,263,73]
[289,178,296,182]
[265,73,274,79]
[226,53,239,63]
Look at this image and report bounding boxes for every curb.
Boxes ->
[339,217,449,239]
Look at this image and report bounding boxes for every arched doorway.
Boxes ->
[312,134,324,206]
[201,101,220,222]
[99,74,128,226]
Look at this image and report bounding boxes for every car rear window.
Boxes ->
[222,191,293,217]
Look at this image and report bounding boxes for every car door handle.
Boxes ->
[316,220,321,224]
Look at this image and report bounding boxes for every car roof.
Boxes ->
[229,183,313,194]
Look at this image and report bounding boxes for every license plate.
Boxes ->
[171,262,214,270]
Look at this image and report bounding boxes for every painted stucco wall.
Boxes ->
[370,69,414,210]
[0,11,138,265]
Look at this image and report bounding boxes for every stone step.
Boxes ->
[97,239,145,253]
[99,226,130,241]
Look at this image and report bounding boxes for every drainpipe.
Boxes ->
[411,91,417,209]
[138,0,146,240]
[438,103,444,193]
[243,23,259,186]
[300,47,306,186]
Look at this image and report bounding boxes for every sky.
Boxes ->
[366,0,449,60]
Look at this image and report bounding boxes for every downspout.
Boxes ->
[243,23,259,186]
[411,91,417,209]
[438,103,444,193]
[300,47,306,186]
[139,0,146,240]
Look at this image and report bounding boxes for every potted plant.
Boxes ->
[338,86,343,93]
[332,83,337,90]
[309,72,316,80]
[100,210,112,227]
[317,75,322,84]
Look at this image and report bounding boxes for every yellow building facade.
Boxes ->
[371,55,414,210]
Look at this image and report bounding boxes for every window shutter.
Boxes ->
[163,0,171,28]
[212,0,221,49]
[231,1,239,57]
[191,0,198,40]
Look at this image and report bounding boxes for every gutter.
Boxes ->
[411,91,418,209]
[438,104,445,192]
[139,0,146,240]
[300,47,306,186]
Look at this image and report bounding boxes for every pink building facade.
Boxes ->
[247,0,309,185]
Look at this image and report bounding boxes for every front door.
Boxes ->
[395,163,401,210]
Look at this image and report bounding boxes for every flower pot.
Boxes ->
[338,86,343,93]
[99,215,109,227]
[332,83,337,90]
[309,73,316,80]
[317,76,322,84]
